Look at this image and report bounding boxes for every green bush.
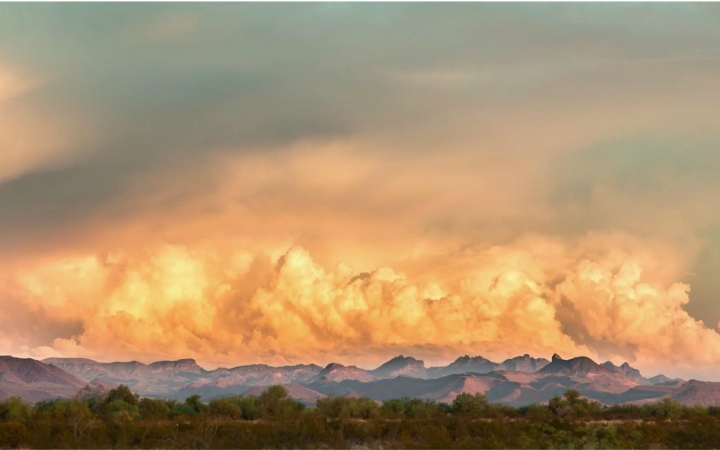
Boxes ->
[0,397,32,422]
[208,398,243,419]
[139,397,171,419]
[170,403,197,417]
[316,396,379,419]
[184,394,208,413]
[105,399,140,419]
[105,385,139,406]
[257,385,305,419]
[452,392,489,416]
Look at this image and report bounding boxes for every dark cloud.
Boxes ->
[556,295,639,363]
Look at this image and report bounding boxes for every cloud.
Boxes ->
[0,64,37,102]
[1,4,718,256]
[0,135,711,376]
[0,62,92,185]
[1,232,718,378]
[133,12,200,43]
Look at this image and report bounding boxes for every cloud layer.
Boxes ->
[3,232,718,379]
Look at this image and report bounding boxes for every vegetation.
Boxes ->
[2,385,720,448]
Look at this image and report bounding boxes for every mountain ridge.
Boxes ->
[19,353,713,407]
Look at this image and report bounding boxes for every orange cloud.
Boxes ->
[1,138,708,376]
[3,232,717,377]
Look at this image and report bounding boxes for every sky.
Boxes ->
[1,3,720,379]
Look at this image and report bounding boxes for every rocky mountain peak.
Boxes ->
[499,354,550,372]
[322,363,345,371]
[602,360,646,384]
[371,355,426,379]
[148,358,202,373]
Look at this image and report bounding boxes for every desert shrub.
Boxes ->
[105,399,140,419]
[452,392,490,416]
[648,398,683,420]
[170,403,197,417]
[317,396,379,420]
[184,394,208,413]
[105,385,139,406]
[256,385,305,419]
[0,422,30,448]
[208,398,243,419]
[139,397,171,419]
[0,397,32,422]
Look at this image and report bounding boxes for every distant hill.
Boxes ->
[427,355,500,378]
[418,374,521,404]
[309,372,569,406]
[44,357,321,398]
[370,356,427,379]
[602,361,649,384]
[539,354,620,378]
[670,380,720,406]
[0,356,89,403]
[500,354,550,372]
[148,359,205,375]
[427,354,549,378]
[537,354,638,395]
[309,363,375,383]
[43,357,209,395]
[648,374,684,385]
[25,353,715,408]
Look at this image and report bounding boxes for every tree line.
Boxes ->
[2,385,720,448]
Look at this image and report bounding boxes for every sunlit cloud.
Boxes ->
[2,231,717,380]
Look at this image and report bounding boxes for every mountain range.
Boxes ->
[0,352,709,407]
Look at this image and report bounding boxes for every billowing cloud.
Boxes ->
[2,232,718,379]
